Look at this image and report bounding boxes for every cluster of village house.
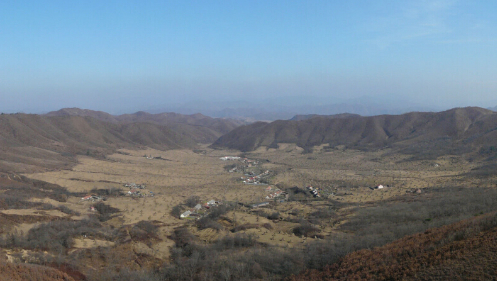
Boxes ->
[369,184,386,190]
[80,195,104,212]
[220,156,269,184]
[127,189,155,198]
[180,200,220,219]
[124,182,145,189]
[121,182,154,197]
[307,186,321,197]
[242,169,271,185]
[123,182,154,197]
[221,156,259,168]
[220,156,240,161]
[80,183,155,203]
[265,186,286,200]
[221,156,285,207]
[80,195,103,202]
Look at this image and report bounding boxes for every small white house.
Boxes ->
[180,210,192,219]
[207,200,216,205]
[376,185,384,189]
[251,202,270,208]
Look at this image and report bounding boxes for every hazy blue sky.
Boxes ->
[1,0,497,114]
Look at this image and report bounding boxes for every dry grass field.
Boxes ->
[21,143,486,244]
[250,143,484,203]
[2,142,494,280]
[22,146,271,258]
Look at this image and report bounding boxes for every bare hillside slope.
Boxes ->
[0,114,197,172]
[47,108,246,143]
[212,107,497,155]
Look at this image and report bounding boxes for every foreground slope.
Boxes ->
[0,261,76,281]
[212,107,497,154]
[289,211,497,280]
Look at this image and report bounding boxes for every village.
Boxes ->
[78,153,393,221]
[79,182,156,213]
[179,199,221,219]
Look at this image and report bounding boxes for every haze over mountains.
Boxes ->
[145,96,443,121]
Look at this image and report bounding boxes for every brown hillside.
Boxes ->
[0,114,198,173]
[46,108,246,143]
[0,260,76,281]
[288,212,497,281]
[46,108,118,123]
[212,107,497,154]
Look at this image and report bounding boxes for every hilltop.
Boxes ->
[212,107,497,157]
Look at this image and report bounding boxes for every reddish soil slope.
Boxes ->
[288,212,497,280]
[0,261,76,281]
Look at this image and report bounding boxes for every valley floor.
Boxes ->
[1,143,496,280]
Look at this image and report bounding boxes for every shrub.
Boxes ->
[135,220,158,236]
[57,205,80,216]
[196,217,223,231]
[170,227,196,248]
[293,221,320,237]
[171,205,183,218]
[90,187,123,197]
[185,196,200,208]
[93,203,120,222]
[231,224,259,233]
[214,234,257,250]
[267,212,280,220]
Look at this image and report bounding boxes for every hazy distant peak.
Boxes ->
[290,113,361,121]
[133,111,151,116]
[46,107,118,122]
[45,107,247,143]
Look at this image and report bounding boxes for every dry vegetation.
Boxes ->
[1,141,497,280]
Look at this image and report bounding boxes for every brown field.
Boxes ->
[22,144,485,239]
[2,142,493,280]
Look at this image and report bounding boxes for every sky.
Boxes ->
[1,0,497,114]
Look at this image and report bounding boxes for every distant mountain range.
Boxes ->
[146,97,441,121]
[46,108,247,143]
[212,107,497,158]
[4,106,497,173]
[289,113,361,121]
[0,108,245,173]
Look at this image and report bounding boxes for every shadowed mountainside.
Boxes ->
[0,114,201,172]
[212,107,497,156]
[0,108,247,172]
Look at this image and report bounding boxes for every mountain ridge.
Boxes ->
[46,108,247,143]
[212,107,497,155]
[0,109,240,173]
